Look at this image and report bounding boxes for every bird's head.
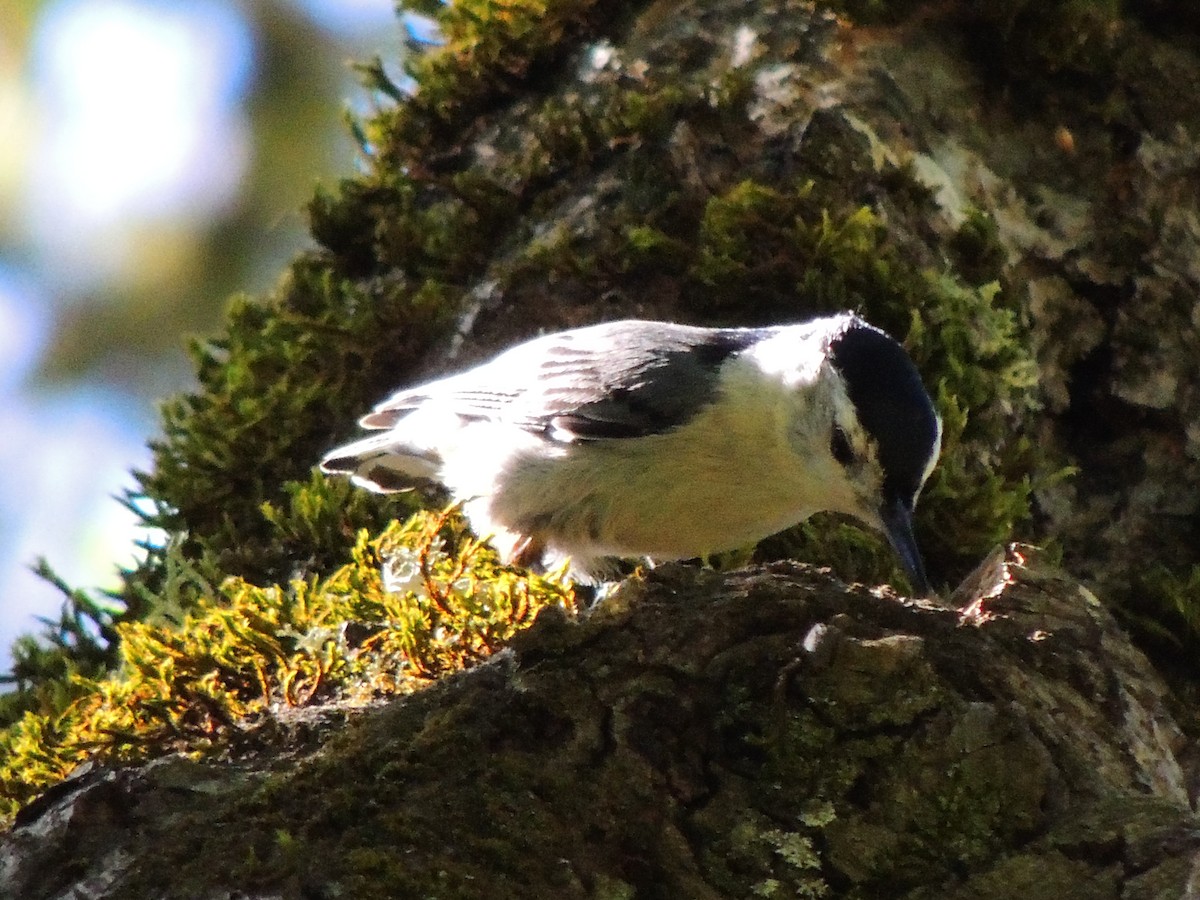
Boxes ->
[823,316,941,594]
[754,314,942,594]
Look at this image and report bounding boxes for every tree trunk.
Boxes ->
[3,548,1197,898]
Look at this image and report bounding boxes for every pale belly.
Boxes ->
[482,426,840,561]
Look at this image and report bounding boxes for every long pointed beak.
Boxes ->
[881,497,931,597]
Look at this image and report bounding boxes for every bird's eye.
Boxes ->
[830,427,855,466]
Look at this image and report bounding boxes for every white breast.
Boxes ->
[442,356,859,566]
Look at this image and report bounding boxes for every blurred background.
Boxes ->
[0,0,407,671]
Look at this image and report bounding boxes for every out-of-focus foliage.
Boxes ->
[28,3,359,387]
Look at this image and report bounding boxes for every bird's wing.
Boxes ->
[363,321,765,441]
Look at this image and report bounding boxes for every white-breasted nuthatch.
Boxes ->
[320,314,942,593]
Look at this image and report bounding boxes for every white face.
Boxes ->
[824,391,889,529]
[774,366,882,527]
[830,410,888,528]
[807,366,941,534]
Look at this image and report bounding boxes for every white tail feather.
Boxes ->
[320,431,441,493]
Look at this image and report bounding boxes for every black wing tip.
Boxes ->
[319,453,357,475]
[320,455,422,493]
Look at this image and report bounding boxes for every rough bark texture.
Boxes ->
[2,548,1197,898]
[2,547,1200,897]
[870,16,1200,643]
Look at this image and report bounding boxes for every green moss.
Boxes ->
[0,562,119,727]
[134,266,450,594]
[622,224,692,274]
[0,510,576,823]
[1122,564,1200,675]
[382,0,638,163]
[948,207,1008,286]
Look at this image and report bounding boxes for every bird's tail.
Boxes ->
[319,431,441,493]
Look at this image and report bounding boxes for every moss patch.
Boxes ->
[0,510,575,822]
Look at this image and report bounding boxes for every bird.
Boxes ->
[319,313,942,593]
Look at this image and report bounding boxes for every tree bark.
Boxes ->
[3,548,1197,898]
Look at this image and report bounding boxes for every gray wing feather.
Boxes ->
[363,321,764,441]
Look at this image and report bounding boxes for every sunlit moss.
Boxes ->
[383,0,634,161]
[0,509,576,822]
